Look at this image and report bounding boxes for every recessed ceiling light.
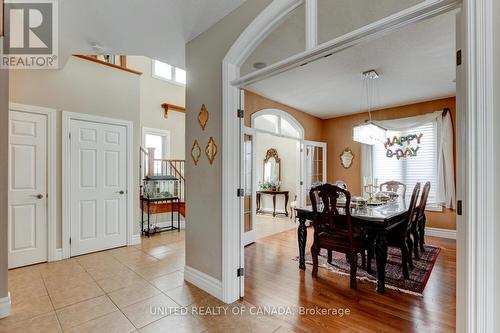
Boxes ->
[253,62,267,70]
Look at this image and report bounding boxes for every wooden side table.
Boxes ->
[256,190,289,217]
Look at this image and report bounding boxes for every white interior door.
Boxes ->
[70,119,127,256]
[302,141,327,207]
[242,127,257,246]
[8,110,48,268]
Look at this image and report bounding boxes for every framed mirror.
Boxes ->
[340,148,354,169]
[263,148,281,183]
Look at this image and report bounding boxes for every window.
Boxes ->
[252,109,304,139]
[152,60,186,85]
[144,134,164,160]
[372,122,438,206]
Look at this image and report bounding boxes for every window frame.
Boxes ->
[371,120,443,212]
[151,59,186,86]
[251,108,304,140]
[141,127,171,160]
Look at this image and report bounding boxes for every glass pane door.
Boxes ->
[303,141,326,206]
[242,128,257,245]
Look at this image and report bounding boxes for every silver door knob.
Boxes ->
[35,194,44,199]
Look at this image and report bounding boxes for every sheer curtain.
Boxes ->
[360,110,455,208]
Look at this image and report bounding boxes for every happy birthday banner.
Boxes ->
[384,133,423,160]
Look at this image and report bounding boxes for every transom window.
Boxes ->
[152,59,186,85]
[251,109,304,139]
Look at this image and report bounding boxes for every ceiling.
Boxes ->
[246,10,457,119]
[58,0,247,68]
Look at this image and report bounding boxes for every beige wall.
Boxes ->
[9,56,142,248]
[0,70,9,300]
[322,97,457,230]
[186,0,273,281]
[244,90,324,141]
[127,56,186,159]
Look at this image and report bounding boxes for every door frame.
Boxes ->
[8,103,57,263]
[301,140,327,207]
[62,111,135,259]
[222,1,495,332]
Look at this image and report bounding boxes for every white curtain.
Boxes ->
[360,144,373,197]
[364,110,456,208]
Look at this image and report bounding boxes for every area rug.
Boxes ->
[295,245,440,296]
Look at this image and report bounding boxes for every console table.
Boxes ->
[256,190,289,217]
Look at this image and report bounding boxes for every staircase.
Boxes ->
[140,147,186,217]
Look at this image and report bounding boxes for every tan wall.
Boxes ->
[186,0,273,281]
[9,56,142,248]
[323,97,456,230]
[0,69,9,299]
[244,90,323,141]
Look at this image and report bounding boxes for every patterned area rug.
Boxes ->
[296,245,440,296]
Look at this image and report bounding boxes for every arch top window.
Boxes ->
[252,109,304,139]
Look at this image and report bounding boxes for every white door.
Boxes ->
[242,127,257,246]
[70,120,127,256]
[8,111,48,268]
[302,141,327,207]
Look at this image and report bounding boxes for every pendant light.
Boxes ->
[352,70,387,145]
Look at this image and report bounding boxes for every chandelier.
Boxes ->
[352,70,386,145]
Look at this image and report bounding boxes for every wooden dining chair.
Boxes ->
[334,180,347,189]
[310,184,368,288]
[380,181,407,200]
[415,182,431,256]
[368,183,421,279]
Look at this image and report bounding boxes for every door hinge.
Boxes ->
[457,200,463,216]
[237,268,244,277]
[300,181,304,186]
[69,237,72,245]
[456,49,462,66]
[237,109,244,118]
[237,188,244,197]
[69,132,71,139]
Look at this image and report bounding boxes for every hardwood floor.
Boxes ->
[244,227,456,333]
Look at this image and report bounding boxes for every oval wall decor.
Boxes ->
[340,148,355,169]
[191,140,202,166]
[198,104,209,130]
[205,136,218,165]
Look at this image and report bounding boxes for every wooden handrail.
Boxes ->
[73,55,143,75]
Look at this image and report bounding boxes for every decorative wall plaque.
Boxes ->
[205,137,218,165]
[191,140,201,166]
[340,148,355,169]
[198,104,209,130]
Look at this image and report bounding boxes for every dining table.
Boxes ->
[295,199,410,293]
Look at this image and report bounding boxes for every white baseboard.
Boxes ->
[0,293,11,319]
[130,234,142,246]
[425,227,456,239]
[184,266,222,301]
[52,248,63,261]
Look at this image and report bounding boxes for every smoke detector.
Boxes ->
[91,43,107,54]
[253,62,267,70]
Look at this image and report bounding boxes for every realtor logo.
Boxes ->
[1,0,58,69]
